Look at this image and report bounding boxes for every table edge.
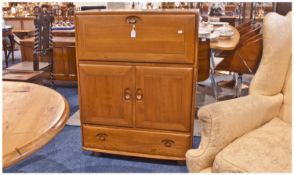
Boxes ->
[3,95,70,169]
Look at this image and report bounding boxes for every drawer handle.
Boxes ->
[135,88,143,101]
[126,16,141,24]
[96,133,107,141]
[124,88,132,101]
[161,139,175,148]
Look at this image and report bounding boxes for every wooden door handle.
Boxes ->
[126,16,141,24]
[161,139,175,147]
[135,88,143,101]
[96,133,107,141]
[123,88,132,101]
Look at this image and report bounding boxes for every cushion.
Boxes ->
[213,118,291,173]
[250,12,292,96]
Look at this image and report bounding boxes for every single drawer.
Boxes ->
[75,13,196,64]
[82,125,191,158]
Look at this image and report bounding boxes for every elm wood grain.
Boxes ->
[216,37,263,74]
[210,26,240,51]
[82,124,190,159]
[76,10,198,160]
[75,14,195,64]
[135,66,193,132]
[20,36,77,81]
[79,64,134,127]
[3,81,69,169]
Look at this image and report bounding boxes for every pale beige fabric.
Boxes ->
[250,12,292,96]
[185,94,283,172]
[213,118,291,173]
[279,63,292,124]
[199,167,212,173]
[186,12,292,173]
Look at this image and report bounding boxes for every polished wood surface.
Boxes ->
[3,81,69,169]
[82,124,190,160]
[197,39,210,81]
[135,66,193,132]
[20,36,77,81]
[79,64,134,127]
[3,69,44,82]
[6,61,49,71]
[76,10,198,161]
[210,26,240,51]
[76,13,196,64]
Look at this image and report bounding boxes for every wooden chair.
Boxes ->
[2,27,15,68]
[236,20,253,31]
[215,36,263,97]
[215,25,261,58]
[3,6,54,85]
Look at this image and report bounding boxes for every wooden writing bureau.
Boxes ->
[75,10,199,161]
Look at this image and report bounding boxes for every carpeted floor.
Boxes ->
[3,51,251,173]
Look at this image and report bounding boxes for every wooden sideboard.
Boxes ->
[76,10,199,161]
[20,36,77,81]
[4,16,35,31]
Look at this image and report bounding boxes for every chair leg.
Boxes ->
[210,49,216,72]
[210,48,218,100]
[8,34,15,64]
[3,39,8,68]
[235,74,243,98]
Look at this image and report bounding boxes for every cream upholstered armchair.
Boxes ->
[186,12,292,173]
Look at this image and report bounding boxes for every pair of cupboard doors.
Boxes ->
[79,63,193,132]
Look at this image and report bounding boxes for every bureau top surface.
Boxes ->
[75,9,199,15]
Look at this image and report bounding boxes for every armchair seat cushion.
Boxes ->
[213,118,291,173]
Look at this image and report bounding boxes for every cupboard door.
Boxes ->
[135,66,193,132]
[79,64,134,127]
[75,14,195,63]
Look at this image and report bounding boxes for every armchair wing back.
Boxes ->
[250,12,292,96]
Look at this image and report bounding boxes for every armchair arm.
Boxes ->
[186,94,283,172]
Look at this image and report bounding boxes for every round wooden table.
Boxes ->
[3,81,69,169]
[210,26,240,51]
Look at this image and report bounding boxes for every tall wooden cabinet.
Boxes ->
[75,10,198,161]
